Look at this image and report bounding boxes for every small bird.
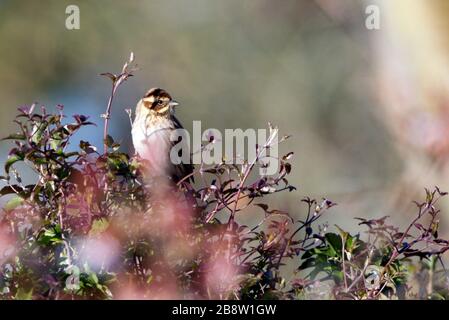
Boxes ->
[132,88,193,184]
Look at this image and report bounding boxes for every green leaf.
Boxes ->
[49,138,62,151]
[55,167,70,180]
[332,270,344,283]
[1,133,26,141]
[335,225,349,241]
[4,195,24,211]
[89,218,109,236]
[89,272,99,285]
[235,274,261,289]
[38,225,64,245]
[308,264,323,280]
[5,154,24,173]
[325,233,342,256]
[345,234,360,253]
[14,288,33,300]
[104,135,114,148]
[31,122,48,144]
[100,72,117,82]
[298,257,316,270]
[430,292,446,300]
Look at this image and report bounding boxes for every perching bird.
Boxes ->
[132,88,193,184]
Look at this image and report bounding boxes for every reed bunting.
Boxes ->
[132,88,193,183]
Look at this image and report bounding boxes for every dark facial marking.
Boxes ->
[143,88,172,110]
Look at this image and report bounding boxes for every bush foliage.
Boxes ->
[1,56,449,300]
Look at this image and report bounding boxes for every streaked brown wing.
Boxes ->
[170,115,194,183]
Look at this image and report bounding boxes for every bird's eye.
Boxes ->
[157,99,164,105]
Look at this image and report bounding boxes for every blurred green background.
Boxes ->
[1,0,448,237]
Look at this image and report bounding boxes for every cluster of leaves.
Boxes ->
[0,103,143,299]
[1,56,449,300]
[295,188,449,300]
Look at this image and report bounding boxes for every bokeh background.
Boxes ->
[1,0,449,241]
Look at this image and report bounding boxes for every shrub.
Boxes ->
[0,55,448,300]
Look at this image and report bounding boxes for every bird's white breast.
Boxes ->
[132,115,175,178]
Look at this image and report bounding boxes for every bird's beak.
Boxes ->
[169,100,180,107]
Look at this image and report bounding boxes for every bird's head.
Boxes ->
[141,88,179,115]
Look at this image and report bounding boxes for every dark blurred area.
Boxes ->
[1,0,448,237]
